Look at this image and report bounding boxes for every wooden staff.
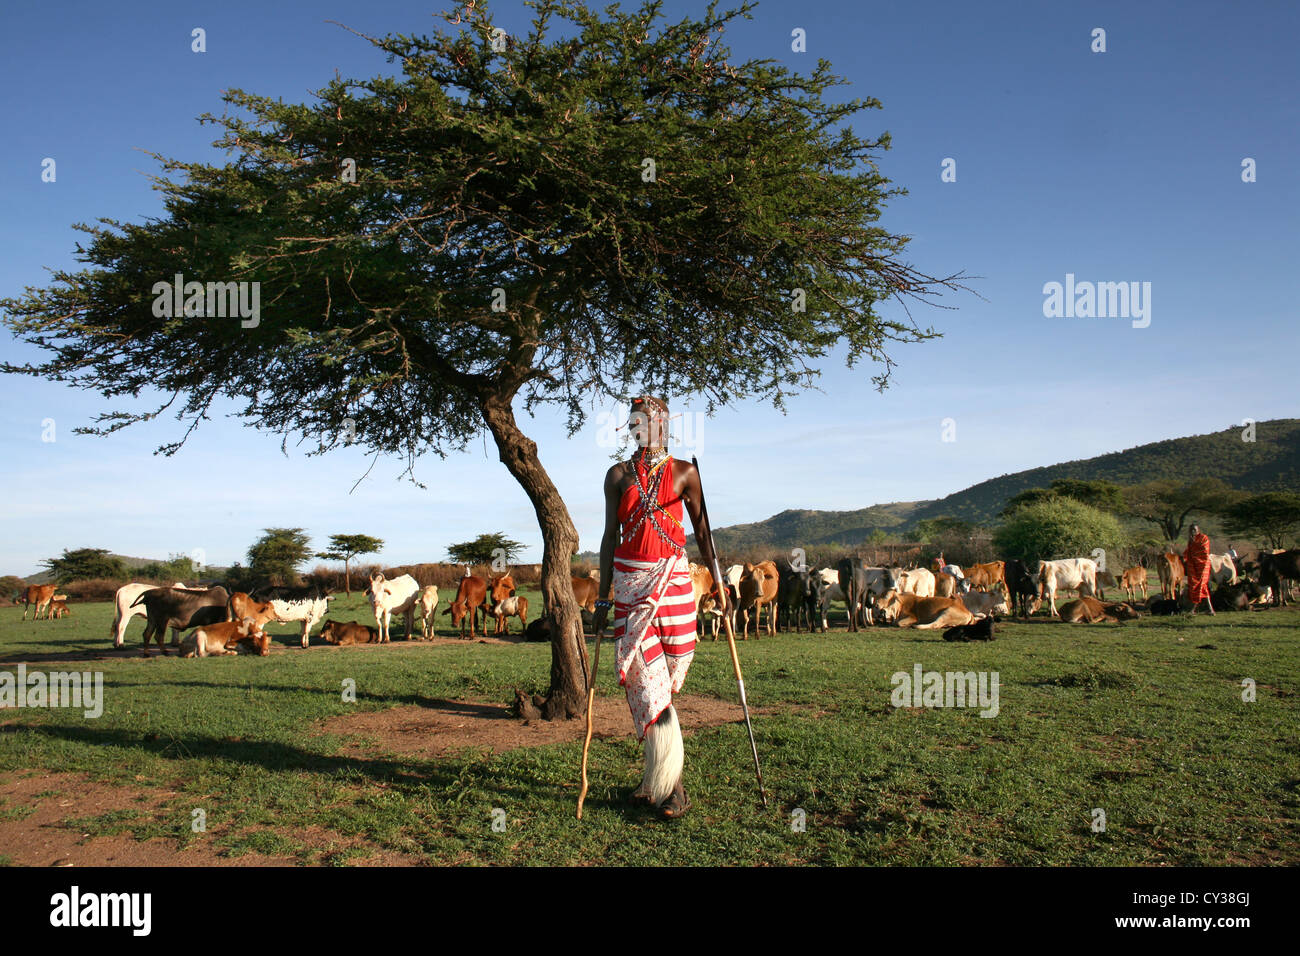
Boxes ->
[576,623,603,820]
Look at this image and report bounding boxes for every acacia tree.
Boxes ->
[1,0,966,718]
[447,533,526,567]
[316,533,384,593]
[1123,478,1236,544]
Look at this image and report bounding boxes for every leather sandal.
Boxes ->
[659,780,691,819]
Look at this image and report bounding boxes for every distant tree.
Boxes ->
[994,498,1124,564]
[247,528,313,587]
[315,534,384,594]
[1,575,27,600]
[997,487,1058,518]
[41,547,128,584]
[905,516,975,543]
[1122,478,1237,544]
[1222,492,1300,550]
[1000,479,1123,518]
[137,552,198,582]
[447,533,526,569]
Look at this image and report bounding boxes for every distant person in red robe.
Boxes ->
[1182,525,1215,615]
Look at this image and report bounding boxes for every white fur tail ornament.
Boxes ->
[642,705,683,806]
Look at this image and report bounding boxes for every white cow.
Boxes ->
[815,568,844,631]
[1037,558,1098,617]
[268,588,333,648]
[960,590,1009,617]
[416,585,439,640]
[1209,554,1238,588]
[896,567,936,599]
[368,572,420,643]
[110,582,189,648]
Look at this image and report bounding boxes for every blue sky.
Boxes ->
[1,0,1296,576]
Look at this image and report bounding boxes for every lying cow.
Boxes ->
[227,592,278,629]
[132,585,231,656]
[943,616,996,642]
[319,619,381,645]
[179,619,270,658]
[1211,580,1267,612]
[1058,596,1140,623]
[877,591,975,630]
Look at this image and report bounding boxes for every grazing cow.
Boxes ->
[1003,559,1041,617]
[896,567,936,599]
[943,616,996,642]
[493,595,529,636]
[444,575,488,639]
[365,572,419,643]
[255,585,334,648]
[180,618,270,658]
[876,591,975,630]
[416,585,439,639]
[1156,552,1185,600]
[132,586,231,656]
[49,599,71,619]
[960,590,1009,618]
[1059,596,1140,623]
[110,582,189,648]
[1094,568,1118,599]
[1208,554,1238,588]
[1037,558,1098,617]
[1120,566,1149,602]
[226,592,278,630]
[1257,549,1300,607]
[964,561,1008,599]
[737,561,780,639]
[20,585,57,621]
[836,558,899,631]
[319,619,381,645]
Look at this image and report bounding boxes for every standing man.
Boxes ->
[591,396,728,819]
[1183,524,1215,615]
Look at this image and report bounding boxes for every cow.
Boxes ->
[1257,549,1300,607]
[1058,596,1140,623]
[1003,559,1041,618]
[226,592,278,630]
[896,567,936,599]
[131,585,231,656]
[964,561,1008,599]
[1037,558,1098,617]
[180,618,270,658]
[836,558,899,631]
[1208,554,1238,588]
[1211,580,1267,612]
[444,574,489,639]
[1094,568,1118,599]
[493,595,529,636]
[943,616,996,642]
[876,591,975,630]
[416,585,439,639]
[960,590,1009,618]
[255,584,334,648]
[1156,552,1185,600]
[934,572,958,598]
[1120,566,1149,602]
[110,582,190,648]
[775,558,815,633]
[808,568,842,631]
[320,619,382,645]
[1147,595,1188,616]
[365,572,419,643]
[737,561,779,639]
[932,558,970,595]
[49,599,71,619]
[488,574,516,608]
[20,585,56,621]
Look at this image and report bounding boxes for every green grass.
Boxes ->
[0,593,1297,865]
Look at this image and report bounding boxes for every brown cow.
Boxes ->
[227,592,278,629]
[1120,566,1148,601]
[21,584,57,621]
[320,619,381,645]
[1059,596,1141,623]
[877,592,975,630]
[492,595,529,636]
[489,574,516,605]
[443,575,488,639]
[49,599,71,619]
[180,619,270,657]
[1157,553,1185,600]
[964,561,1007,598]
[737,561,779,639]
[570,576,598,613]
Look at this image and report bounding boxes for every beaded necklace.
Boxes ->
[622,447,685,554]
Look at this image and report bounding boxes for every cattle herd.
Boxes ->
[11,547,1300,653]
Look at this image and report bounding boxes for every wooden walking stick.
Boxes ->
[692,456,768,808]
[576,622,603,820]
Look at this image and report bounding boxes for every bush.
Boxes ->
[994,498,1125,564]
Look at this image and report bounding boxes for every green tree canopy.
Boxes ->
[1,0,965,717]
[1222,491,1300,550]
[993,498,1124,564]
[41,547,128,584]
[316,533,384,594]
[1122,478,1237,544]
[1000,478,1123,518]
[247,528,313,587]
[447,532,526,568]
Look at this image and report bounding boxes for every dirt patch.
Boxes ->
[316,693,776,758]
[0,770,418,867]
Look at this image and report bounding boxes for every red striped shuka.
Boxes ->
[612,452,697,739]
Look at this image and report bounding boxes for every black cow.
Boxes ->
[805,572,834,633]
[774,558,814,633]
[836,558,897,632]
[1257,550,1300,606]
[131,585,231,656]
[1003,559,1040,618]
[943,616,996,642]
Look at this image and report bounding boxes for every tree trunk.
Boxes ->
[480,395,588,720]
[344,558,352,595]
